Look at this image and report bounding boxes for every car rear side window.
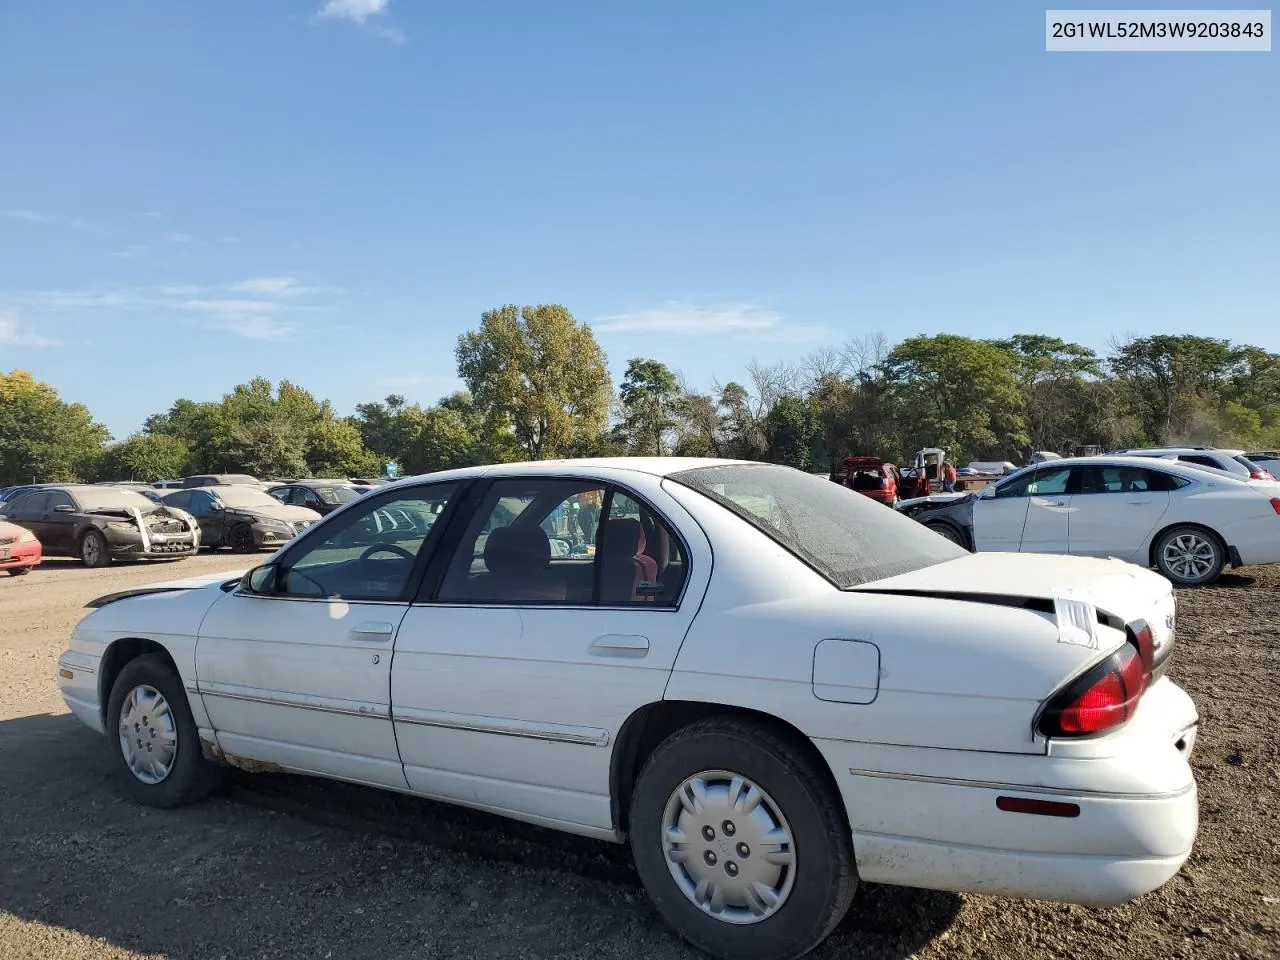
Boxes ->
[669,463,966,588]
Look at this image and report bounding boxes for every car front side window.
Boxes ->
[270,484,457,601]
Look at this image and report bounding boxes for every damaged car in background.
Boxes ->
[160,486,321,552]
[0,485,199,567]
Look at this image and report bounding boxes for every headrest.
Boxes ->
[484,525,551,576]
[602,518,646,559]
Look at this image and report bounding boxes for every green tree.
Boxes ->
[886,335,1027,462]
[992,335,1104,454]
[0,370,109,485]
[766,394,817,470]
[456,304,612,460]
[618,358,680,455]
[95,433,191,481]
[1108,335,1237,443]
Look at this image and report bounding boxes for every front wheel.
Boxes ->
[106,652,223,808]
[1154,526,1225,586]
[80,529,110,567]
[7,567,31,576]
[629,718,856,960]
[228,524,256,553]
[925,521,965,547]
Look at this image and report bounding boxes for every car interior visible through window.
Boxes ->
[436,479,686,606]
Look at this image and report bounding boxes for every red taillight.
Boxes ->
[1271,498,1280,515]
[1250,470,1273,481]
[880,477,891,490]
[1038,644,1147,737]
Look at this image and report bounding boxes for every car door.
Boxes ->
[1068,465,1175,559]
[390,475,709,835]
[193,481,461,788]
[184,490,226,546]
[970,471,1036,551]
[1016,465,1075,554]
[2,491,52,549]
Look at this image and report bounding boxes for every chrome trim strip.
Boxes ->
[196,681,390,720]
[393,707,609,747]
[56,655,96,676]
[847,768,1194,801]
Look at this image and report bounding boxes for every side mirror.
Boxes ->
[210,502,224,512]
[55,504,76,513]
[241,563,278,595]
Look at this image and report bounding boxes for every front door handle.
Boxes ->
[350,621,395,642]
[590,634,649,657]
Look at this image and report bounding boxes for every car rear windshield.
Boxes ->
[668,463,967,588]
[316,485,358,504]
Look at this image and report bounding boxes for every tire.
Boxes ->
[8,567,31,576]
[1154,525,1226,587]
[925,521,965,547]
[228,524,256,553]
[79,529,111,568]
[629,718,856,960]
[106,652,223,808]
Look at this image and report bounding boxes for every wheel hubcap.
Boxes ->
[83,537,99,564]
[118,685,178,784]
[1163,534,1215,581]
[661,770,796,924]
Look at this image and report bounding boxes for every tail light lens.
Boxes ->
[1250,470,1274,481]
[1271,498,1280,516]
[1037,643,1147,737]
[1129,619,1156,677]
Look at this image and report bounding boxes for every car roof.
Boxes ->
[382,457,753,488]
[1116,447,1244,457]
[1004,455,1249,481]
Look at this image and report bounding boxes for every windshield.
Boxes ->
[212,488,284,509]
[669,463,967,588]
[74,489,158,511]
[315,485,358,504]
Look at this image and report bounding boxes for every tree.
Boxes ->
[456,305,612,460]
[766,394,817,470]
[885,335,1027,462]
[991,335,1105,454]
[0,370,109,485]
[96,433,191,481]
[1108,335,1237,443]
[618,358,680,455]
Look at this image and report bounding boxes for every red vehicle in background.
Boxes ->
[833,455,901,506]
[0,519,42,575]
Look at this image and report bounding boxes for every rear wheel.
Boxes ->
[7,567,31,576]
[629,718,856,960]
[106,653,223,808]
[80,529,110,567]
[1154,526,1225,586]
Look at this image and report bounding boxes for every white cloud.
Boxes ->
[3,209,96,230]
[113,245,151,259]
[231,276,312,297]
[0,308,60,347]
[198,313,296,341]
[593,302,783,336]
[317,0,389,23]
[315,0,404,41]
[164,231,197,243]
[25,289,140,308]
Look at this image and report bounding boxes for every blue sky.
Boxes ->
[1,1,1276,439]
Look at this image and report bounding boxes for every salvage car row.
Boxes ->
[0,478,382,570]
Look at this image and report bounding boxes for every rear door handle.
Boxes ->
[590,634,649,657]
[350,621,395,642]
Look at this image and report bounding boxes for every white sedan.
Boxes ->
[57,458,1199,960]
[898,455,1280,586]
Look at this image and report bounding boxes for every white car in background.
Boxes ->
[1109,446,1275,482]
[898,456,1280,586]
[58,459,1198,960]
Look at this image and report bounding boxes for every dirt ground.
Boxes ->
[1,554,1277,960]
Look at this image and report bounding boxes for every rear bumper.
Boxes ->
[814,680,1199,906]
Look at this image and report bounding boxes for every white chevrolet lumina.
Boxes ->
[56,459,1198,960]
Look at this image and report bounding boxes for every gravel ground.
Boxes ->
[1,555,1277,960]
